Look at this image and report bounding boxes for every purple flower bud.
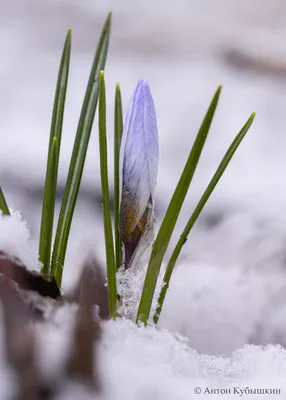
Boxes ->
[119,79,159,268]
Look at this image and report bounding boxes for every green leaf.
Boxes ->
[40,137,59,275]
[40,29,71,275]
[154,112,256,324]
[136,85,222,325]
[0,186,10,216]
[52,13,112,287]
[114,83,123,270]
[99,71,117,318]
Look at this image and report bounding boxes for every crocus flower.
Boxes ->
[119,78,159,269]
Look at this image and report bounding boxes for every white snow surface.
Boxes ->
[0,211,39,270]
[3,304,286,399]
[101,320,286,400]
[1,216,286,397]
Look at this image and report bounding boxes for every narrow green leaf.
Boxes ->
[52,13,112,287]
[114,83,123,270]
[99,71,117,318]
[40,137,58,275]
[0,186,10,216]
[136,86,222,325]
[154,112,256,324]
[39,29,71,275]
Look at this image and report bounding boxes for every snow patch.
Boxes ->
[0,211,38,270]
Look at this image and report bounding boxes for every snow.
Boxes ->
[159,262,286,355]
[4,302,286,399]
[1,216,286,398]
[101,320,286,400]
[116,262,164,322]
[0,211,39,270]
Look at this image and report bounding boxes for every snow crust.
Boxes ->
[0,215,286,398]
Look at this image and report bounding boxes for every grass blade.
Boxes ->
[39,30,71,275]
[154,112,256,324]
[52,13,112,286]
[0,186,10,216]
[114,83,123,270]
[136,85,222,325]
[99,71,117,318]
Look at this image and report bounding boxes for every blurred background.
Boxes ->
[2,0,286,354]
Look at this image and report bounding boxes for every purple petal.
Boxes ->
[120,78,159,227]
